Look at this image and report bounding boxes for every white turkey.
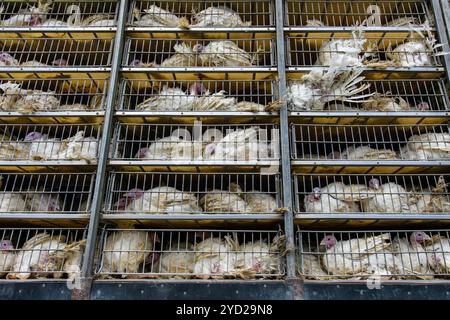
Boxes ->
[0,82,21,110]
[392,231,433,279]
[235,236,284,278]
[0,131,30,160]
[0,192,27,212]
[100,230,158,277]
[361,178,417,213]
[315,30,369,67]
[194,41,258,67]
[135,84,200,112]
[401,132,450,161]
[7,233,67,279]
[135,135,203,161]
[132,5,189,28]
[25,131,64,161]
[58,131,98,162]
[190,6,251,27]
[0,239,15,277]
[298,254,334,279]
[200,184,247,214]
[61,239,86,279]
[361,94,431,112]
[116,187,200,214]
[204,127,270,161]
[25,188,63,212]
[0,52,19,67]
[320,233,400,276]
[304,182,361,213]
[287,67,373,111]
[425,235,450,274]
[156,242,195,277]
[0,0,51,27]
[339,146,399,160]
[193,236,238,279]
[386,40,434,67]
[159,43,199,67]
[413,176,450,214]
[229,183,278,213]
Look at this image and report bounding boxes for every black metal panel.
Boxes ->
[91,280,292,300]
[0,281,73,300]
[304,281,450,300]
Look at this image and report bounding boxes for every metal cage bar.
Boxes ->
[0,1,119,28]
[95,227,285,279]
[111,123,280,162]
[284,0,430,27]
[294,173,450,215]
[122,37,276,68]
[128,0,274,28]
[0,77,108,113]
[297,228,450,280]
[0,37,114,68]
[105,171,281,215]
[0,227,86,280]
[117,78,277,112]
[0,173,95,214]
[290,123,450,161]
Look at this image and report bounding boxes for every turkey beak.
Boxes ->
[319,238,327,246]
[423,233,432,241]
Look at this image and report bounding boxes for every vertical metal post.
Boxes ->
[72,0,128,300]
[274,0,303,300]
[431,0,450,83]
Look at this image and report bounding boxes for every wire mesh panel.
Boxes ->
[287,78,449,112]
[0,37,114,68]
[105,172,281,214]
[291,123,450,161]
[112,123,279,162]
[297,229,450,280]
[129,0,274,27]
[285,0,430,27]
[0,77,108,113]
[0,1,118,28]
[118,79,277,112]
[0,123,100,162]
[294,174,450,215]
[0,173,94,214]
[96,228,285,279]
[286,33,443,68]
[123,37,275,68]
[0,227,86,280]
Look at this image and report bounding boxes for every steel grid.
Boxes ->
[128,0,274,28]
[0,1,118,28]
[95,227,285,279]
[297,228,450,280]
[105,171,281,215]
[0,227,86,280]
[285,0,430,27]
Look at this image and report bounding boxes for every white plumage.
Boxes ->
[425,235,450,273]
[401,133,450,161]
[157,242,195,276]
[197,40,256,67]
[0,240,15,277]
[136,134,203,161]
[132,5,189,28]
[58,131,98,162]
[190,6,251,27]
[0,1,51,27]
[361,180,417,213]
[304,182,360,213]
[287,68,372,111]
[25,188,63,212]
[413,176,450,214]
[160,43,198,67]
[0,53,19,67]
[387,40,433,67]
[0,192,28,212]
[362,94,411,112]
[26,133,64,161]
[340,146,399,160]
[235,238,282,277]
[136,86,196,111]
[101,230,157,277]
[7,233,67,280]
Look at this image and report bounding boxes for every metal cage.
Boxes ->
[0,172,94,214]
[96,227,285,279]
[287,78,449,113]
[0,0,119,28]
[111,123,280,163]
[0,77,109,114]
[286,33,443,68]
[0,227,86,280]
[0,123,101,162]
[297,228,450,280]
[123,37,276,68]
[117,78,277,112]
[284,0,431,27]
[105,171,281,215]
[128,0,274,28]
[0,37,114,69]
[290,123,450,162]
[294,173,450,215]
